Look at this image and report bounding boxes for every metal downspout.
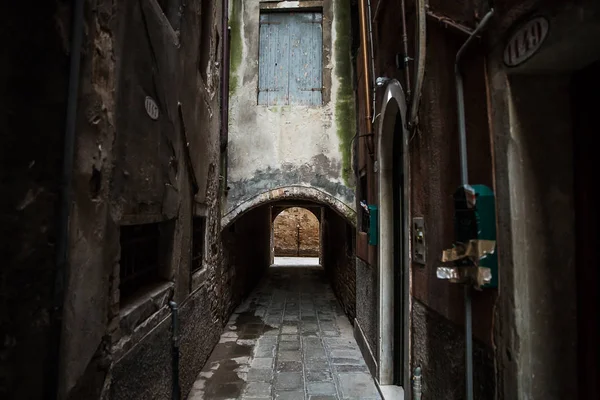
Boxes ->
[221,0,230,153]
[454,9,495,400]
[52,0,86,397]
[400,0,411,100]
[169,301,181,400]
[366,0,376,123]
[358,0,373,141]
[408,0,426,130]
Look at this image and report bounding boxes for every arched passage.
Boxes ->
[220,188,357,320]
[222,186,355,229]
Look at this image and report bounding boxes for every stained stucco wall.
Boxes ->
[486,2,600,398]
[53,0,233,399]
[226,0,355,216]
[355,0,497,393]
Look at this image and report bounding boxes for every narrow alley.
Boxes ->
[188,266,380,400]
[3,0,598,399]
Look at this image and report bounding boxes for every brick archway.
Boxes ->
[222,186,356,229]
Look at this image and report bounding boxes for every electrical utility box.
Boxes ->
[453,185,498,288]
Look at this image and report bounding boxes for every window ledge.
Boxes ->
[191,268,208,292]
[112,281,174,359]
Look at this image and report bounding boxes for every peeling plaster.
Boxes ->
[227,0,355,215]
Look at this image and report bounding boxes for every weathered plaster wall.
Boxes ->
[221,205,272,318]
[273,207,320,256]
[54,0,230,399]
[485,2,600,398]
[226,0,356,217]
[411,300,495,399]
[354,257,378,370]
[1,1,69,398]
[355,0,497,392]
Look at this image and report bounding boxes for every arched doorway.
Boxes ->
[377,80,410,389]
[271,207,321,266]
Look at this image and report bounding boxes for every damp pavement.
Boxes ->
[187,266,382,400]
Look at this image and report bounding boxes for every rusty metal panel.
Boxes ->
[258,12,322,105]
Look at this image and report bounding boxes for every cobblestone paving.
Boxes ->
[188,266,381,400]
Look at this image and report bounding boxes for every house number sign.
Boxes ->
[504,16,549,67]
[145,96,160,120]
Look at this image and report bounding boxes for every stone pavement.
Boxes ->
[272,257,321,267]
[187,266,382,400]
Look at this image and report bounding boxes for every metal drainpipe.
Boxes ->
[399,0,411,100]
[408,0,426,131]
[51,0,86,397]
[169,301,181,400]
[366,0,376,123]
[220,0,230,153]
[454,9,495,400]
[358,0,373,141]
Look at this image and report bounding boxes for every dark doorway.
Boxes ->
[571,60,599,400]
[392,112,405,385]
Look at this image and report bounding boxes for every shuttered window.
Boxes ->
[258,12,323,106]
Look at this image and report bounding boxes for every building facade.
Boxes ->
[2,0,250,398]
[353,0,598,398]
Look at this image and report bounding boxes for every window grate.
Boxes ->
[119,223,162,301]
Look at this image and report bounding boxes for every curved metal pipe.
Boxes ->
[455,9,495,186]
[454,9,495,400]
[408,0,426,130]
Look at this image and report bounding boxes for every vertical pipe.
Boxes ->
[366,0,376,122]
[455,9,495,187]
[408,0,426,129]
[358,0,373,135]
[52,0,85,397]
[220,0,230,153]
[169,301,181,400]
[412,366,422,400]
[400,0,411,99]
[454,9,495,400]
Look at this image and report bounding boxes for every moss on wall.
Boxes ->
[334,0,356,186]
[229,0,242,95]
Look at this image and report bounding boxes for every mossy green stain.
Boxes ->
[229,0,243,95]
[334,0,355,187]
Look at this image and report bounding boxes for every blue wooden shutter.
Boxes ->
[258,13,290,105]
[289,12,323,105]
[258,12,322,106]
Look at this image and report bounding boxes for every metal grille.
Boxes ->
[119,223,161,300]
[258,12,323,106]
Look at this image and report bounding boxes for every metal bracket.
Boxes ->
[412,217,426,265]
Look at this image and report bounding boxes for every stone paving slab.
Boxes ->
[187,267,381,400]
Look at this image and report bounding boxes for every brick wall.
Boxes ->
[273,207,320,257]
[323,209,356,321]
